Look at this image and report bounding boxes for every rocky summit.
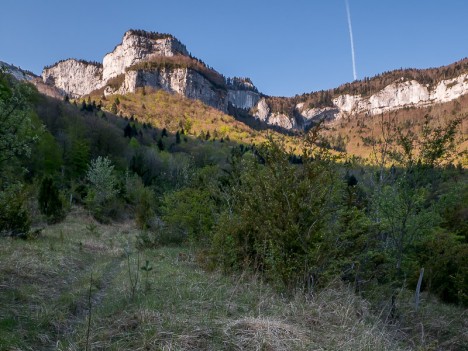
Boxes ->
[41,30,259,114]
[39,30,468,131]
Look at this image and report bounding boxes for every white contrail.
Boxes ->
[345,0,357,80]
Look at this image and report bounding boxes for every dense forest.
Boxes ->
[1,67,467,349]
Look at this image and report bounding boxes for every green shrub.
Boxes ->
[124,173,156,229]
[0,184,31,237]
[135,187,155,230]
[161,187,215,244]
[211,139,344,290]
[85,156,120,222]
[417,230,468,306]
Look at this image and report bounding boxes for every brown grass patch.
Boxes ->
[225,317,308,351]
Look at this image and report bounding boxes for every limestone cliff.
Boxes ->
[42,59,104,98]
[113,68,227,111]
[227,77,261,110]
[1,61,35,81]
[333,74,468,115]
[102,30,188,82]
[256,72,468,131]
[252,98,296,130]
[41,30,245,111]
[1,60,66,99]
[39,29,468,131]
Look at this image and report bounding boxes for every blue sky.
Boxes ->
[1,0,467,96]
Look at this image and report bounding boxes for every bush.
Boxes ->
[137,218,187,248]
[161,187,215,244]
[123,173,156,229]
[211,139,344,290]
[85,156,120,222]
[417,230,468,306]
[0,184,31,237]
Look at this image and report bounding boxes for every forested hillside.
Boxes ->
[0,68,467,350]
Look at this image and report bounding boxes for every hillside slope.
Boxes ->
[1,209,466,350]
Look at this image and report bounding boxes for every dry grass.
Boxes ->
[394,291,468,350]
[224,317,308,351]
[1,209,465,350]
[0,207,134,350]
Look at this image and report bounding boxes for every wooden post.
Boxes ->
[415,268,424,311]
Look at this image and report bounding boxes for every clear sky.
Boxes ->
[1,0,467,97]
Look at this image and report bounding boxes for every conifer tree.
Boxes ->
[110,102,118,114]
[157,138,164,151]
[38,176,64,223]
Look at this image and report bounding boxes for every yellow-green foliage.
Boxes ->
[91,88,300,148]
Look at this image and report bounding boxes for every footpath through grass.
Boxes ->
[0,209,466,350]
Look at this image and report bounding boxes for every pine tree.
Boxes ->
[157,138,165,151]
[124,123,133,138]
[38,177,64,223]
[110,102,118,114]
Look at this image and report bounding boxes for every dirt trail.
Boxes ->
[47,255,125,350]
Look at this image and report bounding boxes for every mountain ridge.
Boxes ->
[3,29,468,133]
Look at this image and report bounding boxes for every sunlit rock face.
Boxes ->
[113,68,227,111]
[40,29,468,130]
[252,98,296,130]
[227,77,261,110]
[41,30,234,111]
[102,30,188,82]
[42,59,104,98]
[278,74,468,130]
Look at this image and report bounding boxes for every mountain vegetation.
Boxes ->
[0,62,467,350]
[265,57,468,114]
[319,93,468,158]
[126,29,174,40]
[44,58,103,70]
[88,86,285,146]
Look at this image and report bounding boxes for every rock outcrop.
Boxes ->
[1,61,35,81]
[42,59,104,98]
[41,30,253,112]
[252,98,296,130]
[115,68,227,111]
[332,74,468,115]
[1,61,65,99]
[254,73,468,130]
[227,77,261,110]
[39,29,468,131]
[102,31,188,82]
